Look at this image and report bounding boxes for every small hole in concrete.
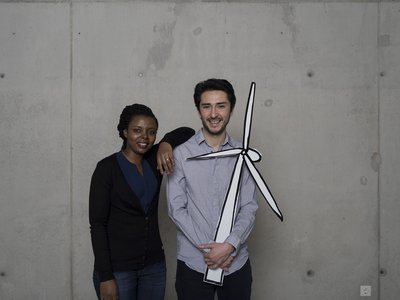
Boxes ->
[264,99,273,107]
[306,270,314,277]
[193,27,202,36]
[360,176,367,185]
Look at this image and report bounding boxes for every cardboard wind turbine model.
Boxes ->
[187,82,283,286]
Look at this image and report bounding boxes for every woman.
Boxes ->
[89,104,194,300]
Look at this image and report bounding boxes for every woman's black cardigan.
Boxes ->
[89,127,194,282]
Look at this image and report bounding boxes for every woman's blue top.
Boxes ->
[116,151,157,214]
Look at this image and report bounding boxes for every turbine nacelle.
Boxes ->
[245,148,261,162]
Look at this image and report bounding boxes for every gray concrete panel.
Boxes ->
[0,3,71,299]
[379,3,400,300]
[246,3,380,299]
[70,2,381,299]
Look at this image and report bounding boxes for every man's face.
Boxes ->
[198,90,232,137]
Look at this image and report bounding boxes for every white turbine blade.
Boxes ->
[243,82,256,150]
[187,148,242,160]
[244,155,283,221]
[204,155,244,286]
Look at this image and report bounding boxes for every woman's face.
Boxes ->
[123,115,158,157]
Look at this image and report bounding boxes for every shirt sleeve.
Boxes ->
[89,159,114,282]
[166,147,210,247]
[225,168,258,253]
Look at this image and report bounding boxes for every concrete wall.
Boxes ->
[0,1,399,299]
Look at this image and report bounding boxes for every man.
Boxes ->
[167,78,258,300]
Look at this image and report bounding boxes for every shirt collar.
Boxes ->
[194,129,234,148]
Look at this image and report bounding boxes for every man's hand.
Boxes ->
[100,279,118,300]
[198,242,235,271]
[156,142,175,175]
[219,255,235,271]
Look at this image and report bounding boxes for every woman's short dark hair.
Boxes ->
[117,103,158,149]
[193,78,236,111]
